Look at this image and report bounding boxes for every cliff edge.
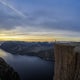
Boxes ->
[0,57,20,80]
[54,43,80,80]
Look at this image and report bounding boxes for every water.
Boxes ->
[0,49,54,80]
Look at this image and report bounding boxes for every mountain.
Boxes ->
[38,48,54,61]
[0,41,54,61]
[0,57,20,80]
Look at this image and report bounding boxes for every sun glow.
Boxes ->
[0,34,80,42]
[0,30,80,42]
[0,34,55,42]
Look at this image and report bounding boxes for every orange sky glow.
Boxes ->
[0,33,80,42]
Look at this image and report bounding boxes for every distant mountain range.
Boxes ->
[0,41,54,61]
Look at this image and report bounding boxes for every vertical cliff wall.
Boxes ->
[54,44,80,80]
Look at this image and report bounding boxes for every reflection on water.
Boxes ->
[0,49,9,57]
[0,49,54,80]
[0,49,14,60]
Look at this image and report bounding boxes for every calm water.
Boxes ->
[0,49,54,80]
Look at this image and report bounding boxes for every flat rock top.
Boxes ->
[74,46,80,53]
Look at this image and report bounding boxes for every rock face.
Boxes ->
[0,57,20,80]
[54,43,80,80]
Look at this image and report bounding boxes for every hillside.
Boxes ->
[0,41,54,61]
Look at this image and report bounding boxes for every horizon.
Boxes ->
[0,0,80,41]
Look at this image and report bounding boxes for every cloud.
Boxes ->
[0,0,80,38]
[0,12,23,29]
[0,0,26,18]
[0,8,79,31]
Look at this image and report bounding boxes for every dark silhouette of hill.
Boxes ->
[0,57,20,80]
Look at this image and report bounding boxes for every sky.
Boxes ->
[0,0,80,42]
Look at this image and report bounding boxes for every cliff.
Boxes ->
[54,43,80,80]
[0,57,20,80]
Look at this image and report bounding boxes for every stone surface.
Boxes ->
[54,43,80,80]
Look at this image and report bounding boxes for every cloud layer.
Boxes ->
[0,0,80,39]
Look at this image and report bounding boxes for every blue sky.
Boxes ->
[0,0,80,41]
